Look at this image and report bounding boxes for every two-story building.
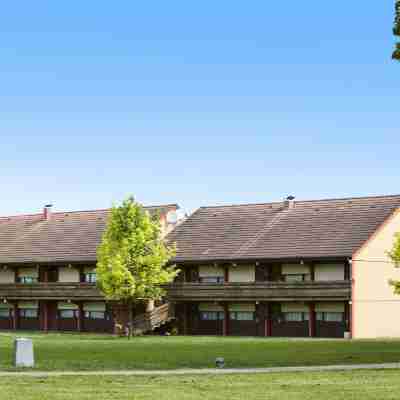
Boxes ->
[166,195,400,338]
[0,204,179,333]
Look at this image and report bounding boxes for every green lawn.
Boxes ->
[1,332,400,371]
[2,370,400,400]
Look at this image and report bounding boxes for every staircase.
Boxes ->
[132,303,174,335]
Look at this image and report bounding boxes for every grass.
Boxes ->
[2,370,400,399]
[1,331,400,371]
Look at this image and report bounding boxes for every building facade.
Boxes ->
[166,195,400,338]
[0,195,400,338]
[0,204,179,333]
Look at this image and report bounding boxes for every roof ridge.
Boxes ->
[0,204,178,220]
[198,194,400,210]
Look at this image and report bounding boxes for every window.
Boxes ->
[199,311,224,321]
[284,274,310,282]
[0,309,12,318]
[199,276,224,284]
[59,310,77,319]
[230,311,255,321]
[19,309,38,318]
[317,312,343,322]
[84,273,97,283]
[19,276,38,284]
[283,312,309,322]
[84,311,105,320]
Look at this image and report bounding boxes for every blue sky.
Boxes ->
[0,1,398,215]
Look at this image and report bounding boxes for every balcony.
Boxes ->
[165,281,351,302]
[0,283,103,301]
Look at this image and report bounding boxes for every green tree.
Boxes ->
[96,197,177,337]
[394,1,400,60]
[388,233,400,293]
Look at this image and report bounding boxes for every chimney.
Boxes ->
[284,195,295,210]
[44,204,53,221]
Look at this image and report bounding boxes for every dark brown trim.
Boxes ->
[310,263,315,281]
[224,267,229,283]
[309,302,316,337]
[222,303,229,336]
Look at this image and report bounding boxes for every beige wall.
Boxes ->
[58,267,80,283]
[198,303,224,312]
[314,263,345,281]
[83,302,106,311]
[229,265,255,282]
[18,301,38,309]
[281,263,310,275]
[0,269,14,283]
[281,302,309,312]
[198,265,224,278]
[228,303,256,311]
[19,267,38,277]
[353,208,400,338]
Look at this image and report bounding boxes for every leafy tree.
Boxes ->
[388,233,400,293]
[394,1,400,60]
[96,197,177,337]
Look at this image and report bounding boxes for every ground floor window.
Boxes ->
[84,272,97,283]
[199,311,224,321]
[58,310,78,319]
[316,312,344,322]
[229,311,255,321]
[84,311,105,320]
[19,309,38,318]
[283,312,309,322]
[0,309,12,318]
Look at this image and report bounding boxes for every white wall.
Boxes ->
[353,209,400,338]
[229,265,255,282]
[314,263,345,281]
[58,267,80,283]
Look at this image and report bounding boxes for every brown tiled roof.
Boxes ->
[0,205,178,264]
[168,195,400,262]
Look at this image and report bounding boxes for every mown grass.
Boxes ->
[3,370,400,400]
[0,331,400,371]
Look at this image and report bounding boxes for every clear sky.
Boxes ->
[0,1,398,216]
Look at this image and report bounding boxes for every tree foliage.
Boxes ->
[394,1,400,60]
[96,197,177,334]
[388,233,400,294]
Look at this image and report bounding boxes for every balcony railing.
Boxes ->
[0,283,103,300]
[164,281,351,302]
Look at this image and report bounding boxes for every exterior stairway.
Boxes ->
[132,303,174,335]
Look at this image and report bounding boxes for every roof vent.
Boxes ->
[44,204,53,221]
[284,196,295,210]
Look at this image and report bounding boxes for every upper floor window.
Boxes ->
[199,276,224,284]
[18,276,38,284]
[84,272,97,283]
[284,274,310,282]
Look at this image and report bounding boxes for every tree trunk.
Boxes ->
[128,299,133,339]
